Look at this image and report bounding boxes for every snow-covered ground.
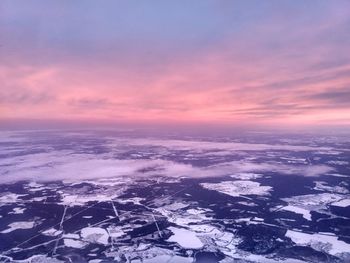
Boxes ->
[286,230,350,256]
[280,205,312,220]
[331,199,350,207]
[167,227,203,249]
[1,221,35,234]
[200,180,272,197]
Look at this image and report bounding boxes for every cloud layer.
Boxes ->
[1,1,350,127]
[0,132,337,183]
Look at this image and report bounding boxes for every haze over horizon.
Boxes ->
[1,0,350,129]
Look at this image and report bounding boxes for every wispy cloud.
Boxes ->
[1,1,350,126]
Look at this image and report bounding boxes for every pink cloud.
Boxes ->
[1,1,350,128]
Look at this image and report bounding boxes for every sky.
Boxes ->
[1,0,350,129]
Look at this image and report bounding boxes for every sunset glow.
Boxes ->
[1,1,350,128]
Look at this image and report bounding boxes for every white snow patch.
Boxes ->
[331,199,350,207]
[281,205,312,221]
[32,196,47,202]
[230,173,262,180]
[107,225,125,238]
[200,180,272,197]
[282,193,346,214]
[1,221,34,233]
[10,207,26,214]
[0,193,26,204]
[42,228,62,237]
[63,238,86,249]
[118,197,144,205]
[168,227,203,249]
[286,229,350,255]
[314,181,349,194]
[81,227,109,245]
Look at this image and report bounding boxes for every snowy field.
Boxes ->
[0,130,349,262]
